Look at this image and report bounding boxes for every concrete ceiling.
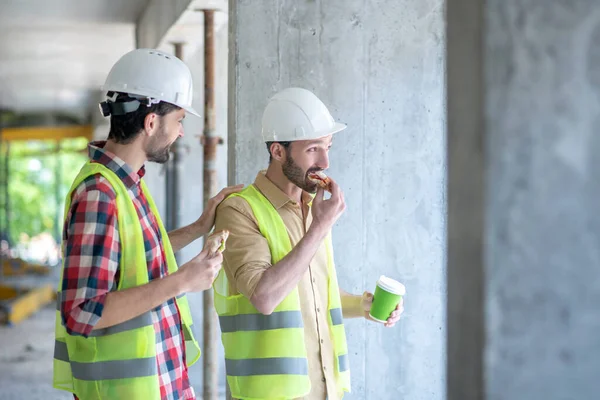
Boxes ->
[0,0,150,122]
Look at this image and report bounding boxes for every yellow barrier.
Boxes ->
[0,284,55,325]
[2,258,51,276]
[1,125,93,142]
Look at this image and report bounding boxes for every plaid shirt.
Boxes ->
[60,141,195,400]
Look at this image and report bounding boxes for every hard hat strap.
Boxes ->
[98,91,163,117]
[99,99,142,117]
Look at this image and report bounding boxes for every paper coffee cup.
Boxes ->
[369,275,405,323]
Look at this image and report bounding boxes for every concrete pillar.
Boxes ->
[229,1,446,399]
[447,1,600,399]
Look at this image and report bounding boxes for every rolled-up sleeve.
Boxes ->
[214,197,272,299]
[60,176,120,337]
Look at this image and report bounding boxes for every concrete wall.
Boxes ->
[230,1,446,399]
[448,0,600,399]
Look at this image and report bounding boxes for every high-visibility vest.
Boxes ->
[53,162,201,400]
[213,184,351,399]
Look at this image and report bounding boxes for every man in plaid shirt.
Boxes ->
[53,49,241,400]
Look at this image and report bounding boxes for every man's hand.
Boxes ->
[174,249,223,293]
[168,185,244,253]
[196,185,244,235]
[92,249,222,331]
[310,178,346,238]
[362,291,404,328]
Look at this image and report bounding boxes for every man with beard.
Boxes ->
[213,88,404,400]
[53,49,242,400]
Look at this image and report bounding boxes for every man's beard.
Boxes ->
[146,125,172,164]
[282,154,320,193]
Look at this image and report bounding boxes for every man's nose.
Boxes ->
[317,152,329,170]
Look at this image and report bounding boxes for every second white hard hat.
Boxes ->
[101,48,200,117]
[261,87,346,142]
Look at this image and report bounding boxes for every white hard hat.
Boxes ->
[100,48,200,117]
[261,87,346,142]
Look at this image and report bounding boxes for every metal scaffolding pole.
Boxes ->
[165,144,174,232]
[54,141,62,243]
[201,9,221,400]
[167,42,185,265]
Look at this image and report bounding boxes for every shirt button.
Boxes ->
[317,308,320,313]
[321,377,326,382]
[320,339,324,344]
[323,366,327,371]
[312,277,316,283]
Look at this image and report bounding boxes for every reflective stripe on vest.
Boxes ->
[54,340,157,380]
[214,184,351,399]
[219,310,303,332]
[226,357,309,377]
[338,354,350,372]
[330,307,344,326]
[53,162,201,399]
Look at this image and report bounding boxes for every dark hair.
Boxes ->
[107,92,181,144]
[265,141,291,163]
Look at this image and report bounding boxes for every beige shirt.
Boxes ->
[214,172,341,400]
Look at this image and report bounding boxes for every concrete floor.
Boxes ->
[0,305,70,400]
[0,281,225,399]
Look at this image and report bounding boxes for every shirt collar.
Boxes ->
[88,141,145,190]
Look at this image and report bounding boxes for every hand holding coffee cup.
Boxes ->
[364,275,405,327]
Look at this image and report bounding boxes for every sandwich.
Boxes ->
[307,170,332,192]
[204,229,230,257]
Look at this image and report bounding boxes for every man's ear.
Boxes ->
[270,142,289,163]
[143,112,158,137]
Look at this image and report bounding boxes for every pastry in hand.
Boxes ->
[307,170,332,192]
[204,229,229,257]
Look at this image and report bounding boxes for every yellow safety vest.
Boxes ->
[213,184,351,399]
[53,162,201,400]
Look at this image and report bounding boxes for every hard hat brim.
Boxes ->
[312,122,347,140]
[182,105,201,118]
[330,122,347,135]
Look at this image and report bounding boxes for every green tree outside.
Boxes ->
[0,138,88,263]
